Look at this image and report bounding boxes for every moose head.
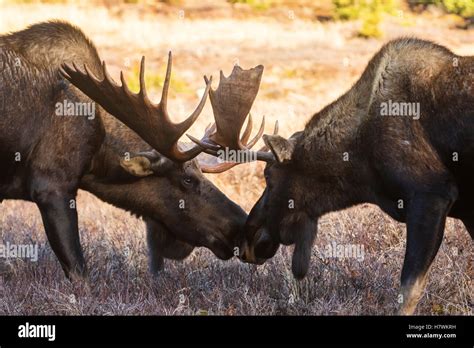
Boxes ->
[60,54,268,264]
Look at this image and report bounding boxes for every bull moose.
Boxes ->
[0,21,268,280]
[198,38,474,314]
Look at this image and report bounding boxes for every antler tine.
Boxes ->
[169,75,213,161]
[102,61,119,88]
[139,56,147,99]
[160,51,172,112]
[245,115,265,148]
[199,149,274,174]
[60,53,211,162]
[187,134,221,152]
[199,161,238,174]
[196,114,264,152]
[197,115,271,173]
[257,120,278,152]
[176,75,212,133]
[83,64,100,85]
[247,119,277,163]
[120,71,134,99]
[240,114,253,145]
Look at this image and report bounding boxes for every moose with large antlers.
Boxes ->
[0,21,269,280]
[227,38,472,315]
[1,20,471,316]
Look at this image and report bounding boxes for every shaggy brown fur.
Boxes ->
[244,38,473,314]
[0,21,247,279]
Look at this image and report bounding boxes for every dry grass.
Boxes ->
[1,195,472,315]
[0,2,472,315]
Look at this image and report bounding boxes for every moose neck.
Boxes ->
[292,47,393,212]
[79,110,159,217]
[88,111,151,181]
[80,172,160,219]
[301,46,389,161]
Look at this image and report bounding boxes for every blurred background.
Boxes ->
[0,0,472,315]
[1,0,472,209]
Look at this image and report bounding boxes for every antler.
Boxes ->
[60,52,211,162]
[188,64,276,173]
[197,119,278,173]
[208,65,263,149]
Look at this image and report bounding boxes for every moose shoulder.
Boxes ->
[241,38,473,315]
[0,21,266,280]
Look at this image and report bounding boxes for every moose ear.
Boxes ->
[120,156,154,177]
[263,134,295,163]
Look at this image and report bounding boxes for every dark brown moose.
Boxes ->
[200,38,474,315]
[0,21,265,280]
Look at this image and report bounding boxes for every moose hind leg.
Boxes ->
[33,187,86,281]
[399,191,455,315]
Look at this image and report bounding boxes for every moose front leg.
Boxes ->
[398,191,455,315]
[145,218,194,274]
[34,191,86,281]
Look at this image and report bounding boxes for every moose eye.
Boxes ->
[182,176,193,187]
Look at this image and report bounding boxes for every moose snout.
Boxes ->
[238,238,255,262]
[238,241,265,265]
[238,227,276,265]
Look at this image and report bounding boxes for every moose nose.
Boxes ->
[239,230,275,265]
[238,239,254,263]
[252,227,279,260]
[239,248,266,265]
